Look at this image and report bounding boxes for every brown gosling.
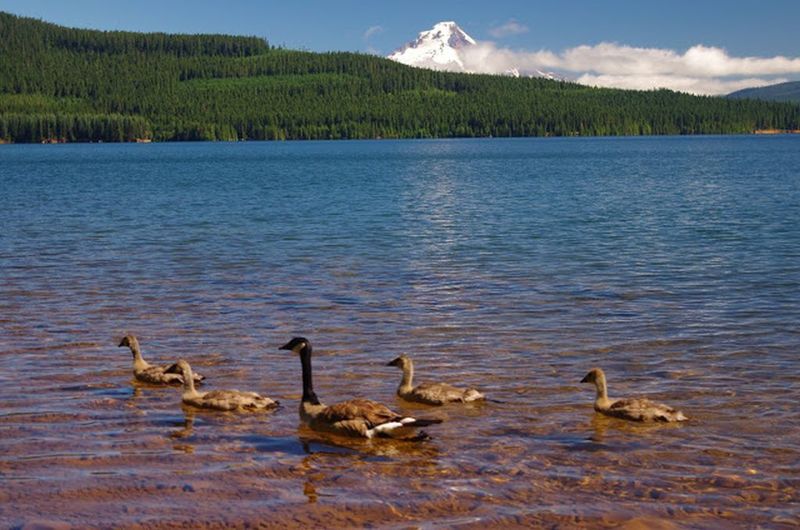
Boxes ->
[175,359,278,412]
[387,354,484,405]
[280,337,442,440]
[119,334,205,385]
[580,367,688,422]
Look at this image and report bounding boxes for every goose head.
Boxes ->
[175,359,192,377]
[581,367,605,384]
[280,337,311,355]
[118,334,140,354]
[387,354,411,369]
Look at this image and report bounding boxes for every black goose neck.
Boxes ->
[299,345,320,405]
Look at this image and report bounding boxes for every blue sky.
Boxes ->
[2,0,798,94]
[1,0,797,56]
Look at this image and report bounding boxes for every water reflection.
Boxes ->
[586,411,689,442]
[170,406,196,440]
[303,481,318,503]
[298,429,441,461]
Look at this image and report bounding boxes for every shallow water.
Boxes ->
[1,137,799,528]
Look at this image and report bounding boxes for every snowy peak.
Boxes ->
[422,21,477,48]
[388,21,564,81]
[388,21,477,72]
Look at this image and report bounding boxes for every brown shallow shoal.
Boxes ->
[1,337,799,529]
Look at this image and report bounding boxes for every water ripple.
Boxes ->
[1,137,799,527]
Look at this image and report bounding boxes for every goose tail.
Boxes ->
[406,418,443,427]
[463,388,485,402]
[368,417,443,439]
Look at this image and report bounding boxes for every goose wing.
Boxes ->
[317,398,442,438]
[412,382,470,404]
[196,389,278,411]
[135,365,183,384]
[318,398,401,426]
[608,397,687,422]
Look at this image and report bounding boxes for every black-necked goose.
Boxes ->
[280,337,442,440]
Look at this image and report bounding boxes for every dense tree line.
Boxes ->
[0,113,150,142]
[1,11,798,143]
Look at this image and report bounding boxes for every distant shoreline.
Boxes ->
[753,129,800,135]
[2,131,800,145]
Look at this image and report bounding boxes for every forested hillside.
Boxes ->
[1,12,799,143]
[728,81,800,103]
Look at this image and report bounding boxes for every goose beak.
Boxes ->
[580,373,591,383]
[387,357,402,367]
[280,337,309,353]
[118,338,128,347]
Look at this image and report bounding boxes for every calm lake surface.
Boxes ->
[1,136,799,528]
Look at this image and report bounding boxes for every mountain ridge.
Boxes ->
[728,81,800,103]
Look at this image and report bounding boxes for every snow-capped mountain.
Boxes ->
[388,21,475,72]
[388,21,562,81]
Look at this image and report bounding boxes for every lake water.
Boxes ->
[1,136,799,528]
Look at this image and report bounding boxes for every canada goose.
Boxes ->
[175,359,278,412]
[280,337,442,440]
[387,354,484,405]
[580,367,688,422]
[118,334,205,385]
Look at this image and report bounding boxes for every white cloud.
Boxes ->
[453,40,800,95]
[556,43,800,78]
[363,25,383,40]
[576,74,787,96]
[488,20,529,38]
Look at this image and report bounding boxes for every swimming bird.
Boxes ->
[280,337,442,440]
[580,367,688,422]
[118,334,205,385]
[175,359,278,411]
[387,354,484,405]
